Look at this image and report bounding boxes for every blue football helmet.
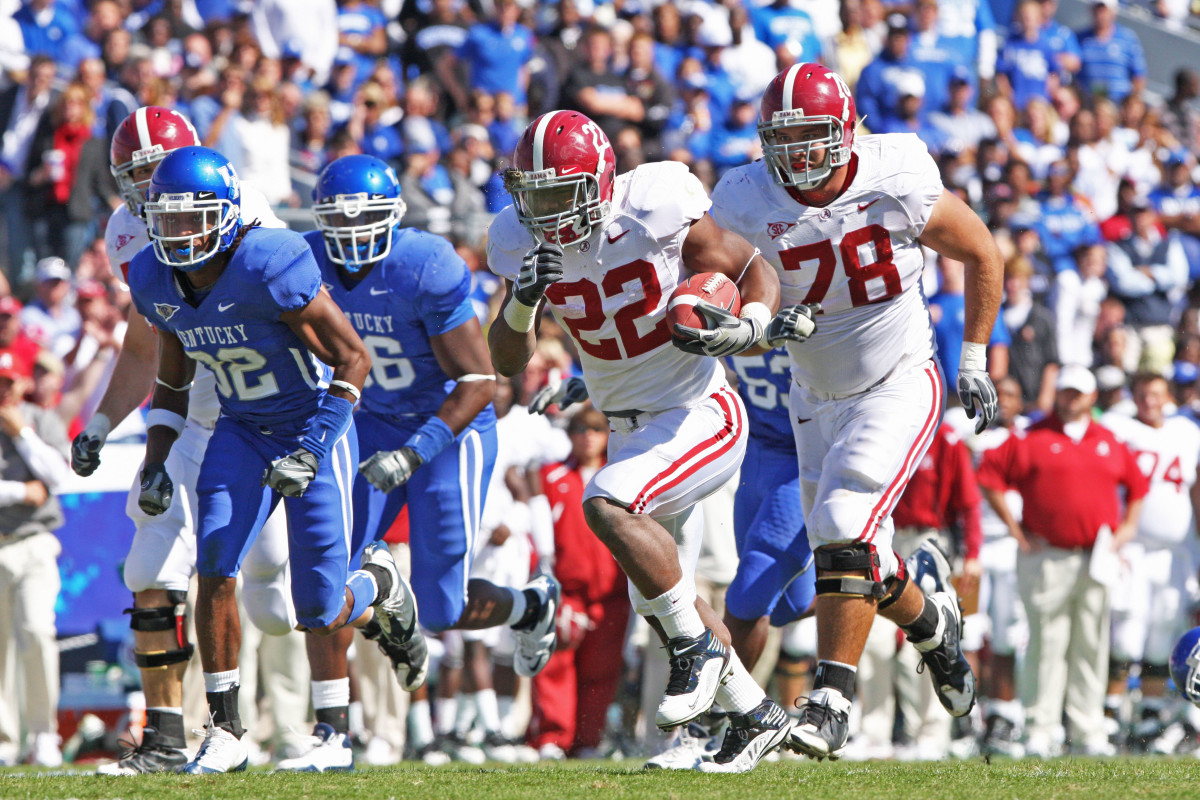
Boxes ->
[1170,626,1200,705]
[312,154,406,271]
[143,146,242,271]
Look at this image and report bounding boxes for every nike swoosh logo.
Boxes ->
[858,197,882,212]
[671,643,699,658]
[607,229,630,244]
[796,417,811,425]
[370,287,388,296]
[218,302,235,311]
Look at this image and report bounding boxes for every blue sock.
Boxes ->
[346,570,377,623]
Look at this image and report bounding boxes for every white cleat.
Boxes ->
[274,723,353,772]
[698,699,793,773]
[644,722,720,770]
[181,725,248,774]
[513,574,560,677]
[655,629,731,730]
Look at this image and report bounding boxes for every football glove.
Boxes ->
[360,446,423,493]
[672,301,765,357]
[138,462,174,516]
[513,242,564,307]
[958,369,998,435]
[71,432,104,477]
[765,303,821,347]
[262,448,319,497]
[529,376,589,415]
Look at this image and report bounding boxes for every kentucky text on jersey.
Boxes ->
[342,312,395,334]
[176,324,250,348]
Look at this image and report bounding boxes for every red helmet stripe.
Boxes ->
[782,64,803,112]
[134,106,152,151]
[532,112,557,173]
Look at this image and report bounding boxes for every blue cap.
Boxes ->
[950,65,971,85]
[1166,149,1190,167]
[1174,361,1199,385]
[282,38,304,60]
[334,46,356,66]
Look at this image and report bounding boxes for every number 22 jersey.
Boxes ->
[711,133,942,396]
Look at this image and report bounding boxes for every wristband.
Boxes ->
[960,341,987,373]
[403,416,455,464]
[329,379,361,404]
[299,393,355,463]
[456,374,497,383]
[146,408,186,435]
[155,377,194,392]
[503,297,538,332]
[739,301,772,342]
[84,412,113,442]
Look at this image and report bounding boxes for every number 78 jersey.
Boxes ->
[712,133,942,397]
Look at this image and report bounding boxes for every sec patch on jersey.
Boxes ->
[666,272,742,333]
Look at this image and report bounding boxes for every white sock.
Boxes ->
[203,669,239,693]
[504,587,528,627]
[474,689,502,734]
[410,699,435,749]
[646,579,704,639]
[348,700,364,735]
[455,692,476,735]
[435,697,458,735]
[715,650,766,714]
[311,678,351,711]
[498,695,515,738]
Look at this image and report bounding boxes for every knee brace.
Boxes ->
[813,543,887,600]
[126,590,194,669]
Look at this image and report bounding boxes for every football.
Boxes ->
[666,272,742,333]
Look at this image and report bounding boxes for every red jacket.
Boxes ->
[541,458,624,604]
[977,414,1149,549]
[892,424,983,559]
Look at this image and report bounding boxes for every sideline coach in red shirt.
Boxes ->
[978,364,1147,757]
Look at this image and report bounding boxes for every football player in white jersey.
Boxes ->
[1101,372,1200,751]
[709,63,1004,760]
[487,110,793,772]
[70,107,296,774]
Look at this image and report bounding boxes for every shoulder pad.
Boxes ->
[486,205,533,282]
[619,162,712,240]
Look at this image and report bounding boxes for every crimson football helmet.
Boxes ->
[758,63,856,191]
[504,110,616,246]
[110,106,200,217]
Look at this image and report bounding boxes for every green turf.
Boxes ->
[2,757,1199,800]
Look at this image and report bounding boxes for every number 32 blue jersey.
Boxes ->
[304,227,496,430]
[128,227,333,428]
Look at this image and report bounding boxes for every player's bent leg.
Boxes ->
[275,629,355,773]
[239,506,297,635]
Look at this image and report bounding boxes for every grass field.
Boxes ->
[2,757,1199,800]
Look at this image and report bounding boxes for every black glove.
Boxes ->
[138,462,174,516]
[71,432,104,477]
[671,301,765,357]
[513,242,564,307]
[360,446,423,493]
[765,303,821,346]
[529,376,589,414]
[262,448,320,497]
[958,369,998,435]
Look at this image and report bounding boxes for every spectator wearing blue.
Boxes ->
[561,25,645,143]
[910,0,960,119]
[651,4,687,88]
[325,48,361,126]
[1148,151,1200,281]
[661,70,716,165]
[1077,0,1146,102]
[76,56,136,143]
[457,0,535,107]
[1038,0,1082,76]
[929,67,998,152]
[1106,196,1189,346]
[345,81,404,168]
[750,0,823,68]
[937,0,997,82]
[336,0,388,90]
[930,254,1012,388]
[857,15,926,127]
[688,11,738,130]
[1036,160,1102,274]
[996,0,1061,111]
[399,117,455,238]
[709,92,761,174]
[14,0,83,77]
[870,71,951,154]
[59,0,123,74]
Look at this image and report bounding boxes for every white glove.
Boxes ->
[262,448,319,497]
[958,369,998,435]
[71,412,112,477]
[360,446,423,493]
[529,376,589,415]
[765,303,821,346]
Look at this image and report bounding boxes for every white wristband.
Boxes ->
[145,408,186,435]
[740,302,772,342]
[503,297,538,333]
[329,379,361,403]
[960,341,987,373]
[84,412,113,443]
[456,373,497,383]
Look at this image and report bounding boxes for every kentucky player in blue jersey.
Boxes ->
[125,146,421,774]
[724,349,816,663]
[287,155,559,769]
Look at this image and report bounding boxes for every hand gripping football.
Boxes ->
[666,272,742,333]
